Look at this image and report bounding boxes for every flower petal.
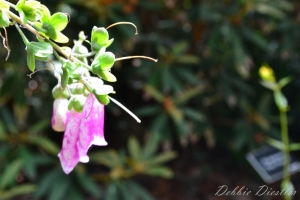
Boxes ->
[51,98,69,132]
[58,109,81,174]
[78,94,107,163]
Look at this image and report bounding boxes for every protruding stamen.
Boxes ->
[115,56,158,62]
[108,96,141,123]
[106,22,138,35]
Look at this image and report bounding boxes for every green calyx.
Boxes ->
[16,0,42,24]
[91,49,116,82]
[26,41,53,71]
[34,5,69,43]
[91,26,114,52]
[68,95,86,112]
[52,84,70,99]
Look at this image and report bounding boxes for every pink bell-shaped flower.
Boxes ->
[58,109,81,174]
[78,94,107,163]
[51,98,69,132]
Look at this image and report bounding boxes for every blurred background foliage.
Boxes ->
[1,0,300,199]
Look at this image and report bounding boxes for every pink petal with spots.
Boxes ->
[51,98,69,132]
[78,94,107,163]
[58,109,81,174]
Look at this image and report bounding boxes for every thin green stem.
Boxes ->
[14,23,29,45]
[72,51,96,58]
[280,109,291,200]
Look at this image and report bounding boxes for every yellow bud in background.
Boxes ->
[259,63,275,82]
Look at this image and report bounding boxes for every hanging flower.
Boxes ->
[58,109,81,174]
[52,93,107,174]
[78,94,107,163]
[51,98,69,132]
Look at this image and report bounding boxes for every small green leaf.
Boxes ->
[128,137,141,160]
[105,38,114,48]
[143,167,173,178]
[278,76,292,88]
[266,137,285,151]
[98,70,117,82]
[29,136,59,155]
[151,151,177,165]
[0,184,35,199]
[53,31,69,43]
[274,91,288,111]
[49,12,68,31]
[289,143,300,151]
[27,49,36,72]
[0,159,23,189]
[0,11,10,28]
[40,5,51,23]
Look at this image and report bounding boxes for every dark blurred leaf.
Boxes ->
[135,105,161,117]
[143,166,173,178]
[126,180,154,200]
[0,184,35,200]
[104,182,119,200]
[19,147,36,179]
[128,137,141,160]
[75,171,102,198]
[0,159,23,189]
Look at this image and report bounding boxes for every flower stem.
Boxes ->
[14,23,29,45]
[280,109,291,200]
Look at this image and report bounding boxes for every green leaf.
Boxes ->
[105,38,114,48]
[289,143,300,151]
[49,12,68,31]
[89,150,121,168]
[105,182,119,200]
[274,91,288,111]
[142,134,159,159]
[151,151,177,165]
[0,184,35,199]
[48,173,70,200]
[128,137,141,160]
[0,159,23,189]
[19,147,36,179]
[143,167,173,178]
[135,105,160,117]
[29,41,53,56]
[29,136,59,155]
[98,70,117,82]
[75,173,102,198]
[34,168,62,198]
[27,48,36,72]
[40,5,51,24]
[126,180,154,200]
[266,137,285,151]
[53,31,69,43]
[260,80,277,91]
[0,11,10,28]
[278,76,292,88]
